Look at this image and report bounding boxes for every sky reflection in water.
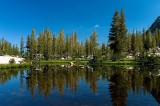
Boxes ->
[0,65,159,106]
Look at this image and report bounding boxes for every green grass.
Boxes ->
[36,60,140,65]
[105,61,140,65]
[0,63,31,69]
[0,60,140,69]
[33,60,89,65]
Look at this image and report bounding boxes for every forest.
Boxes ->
[0,9,160,61]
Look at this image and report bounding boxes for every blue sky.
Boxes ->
[0,0,160,45]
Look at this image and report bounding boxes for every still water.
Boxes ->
[0,65,160,106]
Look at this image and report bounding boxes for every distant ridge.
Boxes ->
[149,16,160,33]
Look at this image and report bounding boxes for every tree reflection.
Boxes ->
[1,65,160,105]
[109,67,128,106]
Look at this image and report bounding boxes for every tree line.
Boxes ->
[0,37,19,56]
[108,9,160,60]
[1,9,160,61]
[21,28,101,60]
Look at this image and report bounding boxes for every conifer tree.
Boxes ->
[73,32,78,56]
[26,35,31,59]
[44,27,53,60]
[146,29,152,50]
[119,9,127,52]
[135,30,140,52]
[37,31,43,56]
[102,43,106,55]
[126,33,131,53]
[152,36,156,48]
[30,28,37,60]
[108,10,122,59]
[57,30,65,57]
[139,35,144,52]
[65,34,70,58]
[155,29,159,46]
[142,28,147,51]
[52,33,57,58]
[131,31,136,54]
[90,31,98,56]
[20,37,24,57]
[85,37,90,57]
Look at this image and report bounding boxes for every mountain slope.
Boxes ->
[150,16,160,33]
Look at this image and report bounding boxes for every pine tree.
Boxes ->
[79,42,84,57]
[20,37,24,57]
[135,30,140,52]
[26,35,31,59]
[139,35,144,52]
[102,43,106,55]
[30,28,37,60]
[65,34,70,58]
[57,30,65,58]
[119,9,127,52]
[52,33,57,58]
[131,31,136,54]
[90,30,98,56]
[73,32,78,56]
[146,29,152,50]
[155,29,159,47]
[142,28,147,51]
[85,37,90,57]
[152,36,156,48]
[37,31,43,56]
[44,27,53,60]
[158,30,160,47]
[126,33,131,53]
[108,10,122,59]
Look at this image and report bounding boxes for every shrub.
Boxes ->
[9,58,16,64]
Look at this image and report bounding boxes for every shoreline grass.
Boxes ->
[0,63,31,69]
[0,60,144,69]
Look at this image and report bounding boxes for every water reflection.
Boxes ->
[1,65,160,105]
[26,65,102,97]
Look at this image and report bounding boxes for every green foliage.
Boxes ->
[85,37,90,57]
[90,31,98,55]
[9,58,16,64]
[20,37,24,57]
[108,9,127,60]
[57,30,65,57]
[146,29,152,50]
[0,37,20,56]
[138,52,160,65]
[37,31,44,55]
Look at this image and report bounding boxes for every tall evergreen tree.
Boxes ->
[146,29,152,50]
[119,9,127,52]
[142,28,147,51]
[57,30,65,57]
[20,37,24,57]
[44,27,53,60]
[102,43,106,55]
[65,34,70,58]
[152,36,156,48]
[52,33,57,58]
[90,30,98,56]
[108,10,122,59]
[73,32,79,56]
[131,31,136,54]
[30,28,37,60]
[126,33,131,53]
[37,31,43,56]
[155,29,159,47]
[139,35,144,52]
[135,30,140,52]
[26,35,31,59]
[85,37,90,57]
